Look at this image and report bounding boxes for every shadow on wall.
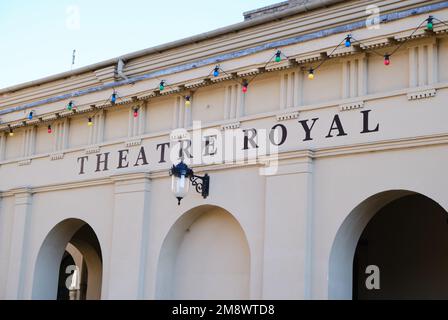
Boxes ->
[156,205,250,299]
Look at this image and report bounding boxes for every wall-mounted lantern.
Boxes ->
[169,161,210,205]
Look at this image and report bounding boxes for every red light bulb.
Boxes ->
[133,109,138,118]
[47,125,52,134]
[384,55,390,66]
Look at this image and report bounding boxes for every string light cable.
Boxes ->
[3,16,448,135]
[85,89,123,126]
[245,49,288,87]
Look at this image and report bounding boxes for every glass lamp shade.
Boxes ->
[171,174,190,203]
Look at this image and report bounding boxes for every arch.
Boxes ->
[328,189,448,299]
[32,218,102,300]
[155,205,250,299]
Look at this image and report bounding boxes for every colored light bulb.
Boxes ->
[427,16,434,31]
[111,93,117,104]
[185,96,191,106]
[133,109,139,118]
[275,51,281,62]
[28,111,33,120]
[67,101,73,111]
[9,129,14,137]
[242,82,248,93]
[345,35,351,47]
[384,55,390,66]
[47,125,52,134]
[159,81,165,91]
[213,67,220,77]
[88,118,93,126]
[308,69,314,80]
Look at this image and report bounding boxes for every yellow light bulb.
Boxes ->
[308,72,314,80]
[185,100,191,107]
[9,132,14,137]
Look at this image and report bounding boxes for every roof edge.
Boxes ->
[0,0,345,94]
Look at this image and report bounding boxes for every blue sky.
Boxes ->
[0,0,281,89]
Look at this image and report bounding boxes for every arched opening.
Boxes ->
[329,190,448,299]
[156,205,250,299]
[32,219,102,300]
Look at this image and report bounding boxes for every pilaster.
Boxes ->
[6,187,33,299]
[106,172,151,299]
[262,156,313,299]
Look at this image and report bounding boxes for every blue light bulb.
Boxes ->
[213,67,219,77]
[28,112,33,120]
[111,93,117,104]
[345,36,351,48]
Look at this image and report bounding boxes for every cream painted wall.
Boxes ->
[35,125,53,155]
[0,2,448,300]
[68,117,89,148]
[156,207,250,299]
[4,130,23,160]
[191,85,226,123]
[146,96,174,132]
[244,73,280,115]
[367,51,409,94]
[302,63,342,105]
[104,108,128,142]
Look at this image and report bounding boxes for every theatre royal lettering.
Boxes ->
[76,109,380,175]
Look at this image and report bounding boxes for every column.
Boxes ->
[341,55,367,99]
[6,188,32,299]
[409,46,418,88]
[293,70,302,107]
[62,118,69,150]
[229,85,237,119]
[172,96,182,129]
[349,60,357,98]
[97,110,105,143]
[358,56,367,96]
[342,60,349,99]
[427,41,438,85]
[223,85,231,120]
[106,172,151,299]
[127,108,134,138]
[138,102,147,135]
[418,45,427,87]
[0,132,5,161]
[279,73,286,109]
[262,157,313,299]
[287,73,294,108]
[236,83,244,118]
[132,107,139,137]
[21,129,28,157]
[88,116,94,145]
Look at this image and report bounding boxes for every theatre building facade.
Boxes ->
[1,0,448,300]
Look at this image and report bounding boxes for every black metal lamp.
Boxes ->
[169,161,210,205]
